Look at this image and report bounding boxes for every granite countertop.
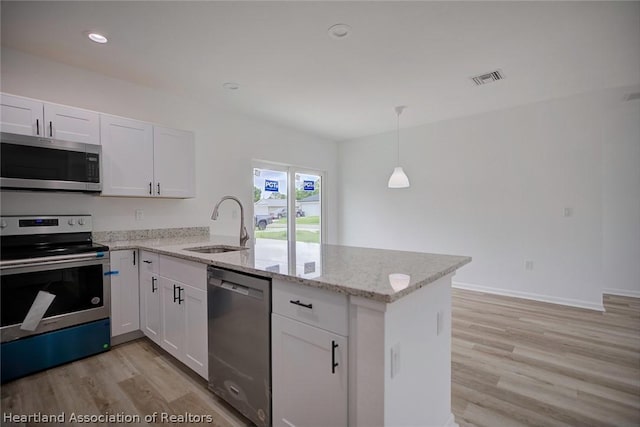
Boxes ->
[101,234,471,303]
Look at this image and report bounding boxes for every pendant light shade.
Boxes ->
[388,106,410,189]
[388,166,410,188]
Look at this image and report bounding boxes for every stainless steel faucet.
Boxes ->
[211,195,250,247]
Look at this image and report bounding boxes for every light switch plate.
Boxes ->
[391,344,401,378]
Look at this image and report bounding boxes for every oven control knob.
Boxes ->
[78,218,85,226]
[68,218,76,226]
[0,220,6,229]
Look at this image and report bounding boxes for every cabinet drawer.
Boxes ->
[159,255,206,290]
[140,251,159,274]
[272,279,348,336]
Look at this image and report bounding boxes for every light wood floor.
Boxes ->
[1,339,251,427]
[452,289,640,427]
[1,290,638,427]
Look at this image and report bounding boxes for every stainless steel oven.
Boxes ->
[0,132,101,192]
[0,215,111,383]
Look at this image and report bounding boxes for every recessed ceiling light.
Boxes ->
[223,82,240,90]
[87,33,108,44]
[328,23,352,39]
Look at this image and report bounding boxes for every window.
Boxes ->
[252,162,324,278]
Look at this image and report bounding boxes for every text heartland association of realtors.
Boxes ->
[3,411,214,423]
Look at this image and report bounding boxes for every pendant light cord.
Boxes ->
[395,106,406,165]
[397,109,400,164]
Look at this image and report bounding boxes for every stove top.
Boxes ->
[0,242,109,261]
[0,215,108,262]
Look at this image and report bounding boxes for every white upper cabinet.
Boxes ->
[153,126,195,198]
[0,94,43,136]
[1,92,195,198]
[100,115,155,197]
[100,116,195,198]
[43,103,100,144]
[0,93,100,144]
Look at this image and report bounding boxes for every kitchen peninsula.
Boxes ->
[102,231,471,427]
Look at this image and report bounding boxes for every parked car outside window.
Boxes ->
[274,207,305,218]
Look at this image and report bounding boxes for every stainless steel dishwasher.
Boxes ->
[207,267,271,427]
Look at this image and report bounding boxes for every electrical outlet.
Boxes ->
[525,260,534,271]
[135,209,144,221]
[563,207,573,217]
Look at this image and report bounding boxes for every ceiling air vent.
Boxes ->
[471,70,505,86]
[624,92,640,102]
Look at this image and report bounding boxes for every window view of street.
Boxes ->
[253,167,322,277]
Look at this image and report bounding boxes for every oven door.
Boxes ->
[0,253,111,343]
[0,132,101,192]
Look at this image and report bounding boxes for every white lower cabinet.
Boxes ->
[139,251,161,344]
[272,314,348,427]
[110,250,140,337]
[139,251,208,379]
[182,284,208,375]
[160,277,184,359]
[271,280,349,427]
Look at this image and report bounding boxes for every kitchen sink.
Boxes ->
[184,245,247,254]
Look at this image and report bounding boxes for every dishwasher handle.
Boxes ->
[219,280,251,296]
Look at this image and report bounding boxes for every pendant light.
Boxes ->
[388,106,410,188]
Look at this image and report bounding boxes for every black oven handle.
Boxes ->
[0,252,110,270]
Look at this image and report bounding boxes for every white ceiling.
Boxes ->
[2,1,639,141]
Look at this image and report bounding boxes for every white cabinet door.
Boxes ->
[139,252,161,345]
[153,126,195,198]
[110,250,140,337]
[272,313,348,427]
[183,284,208,378]
[43,103,100,144]
[100,115,154,196]
[160,276,184,360]
[0,94,43,136]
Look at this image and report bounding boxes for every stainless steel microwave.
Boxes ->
[0,132,101,193]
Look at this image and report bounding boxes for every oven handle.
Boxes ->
[0,251,109,270]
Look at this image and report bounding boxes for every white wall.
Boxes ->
[0,48,339,243]
[338,88,640,309]
[602,94,640,298]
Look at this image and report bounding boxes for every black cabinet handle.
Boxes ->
[149,182,152,195]
[36,119,39,135]
[172,285,184,304]
[157,182,161,195]
[332,341,339,374]
[143,260,152,264]
[49,121,53,137]
[151,277,157,293]
[290,299,313,309]
[133,250,136,266]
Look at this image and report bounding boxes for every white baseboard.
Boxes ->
[452,281,605,312]
[111,329,144,346]
[602,288,640,299]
